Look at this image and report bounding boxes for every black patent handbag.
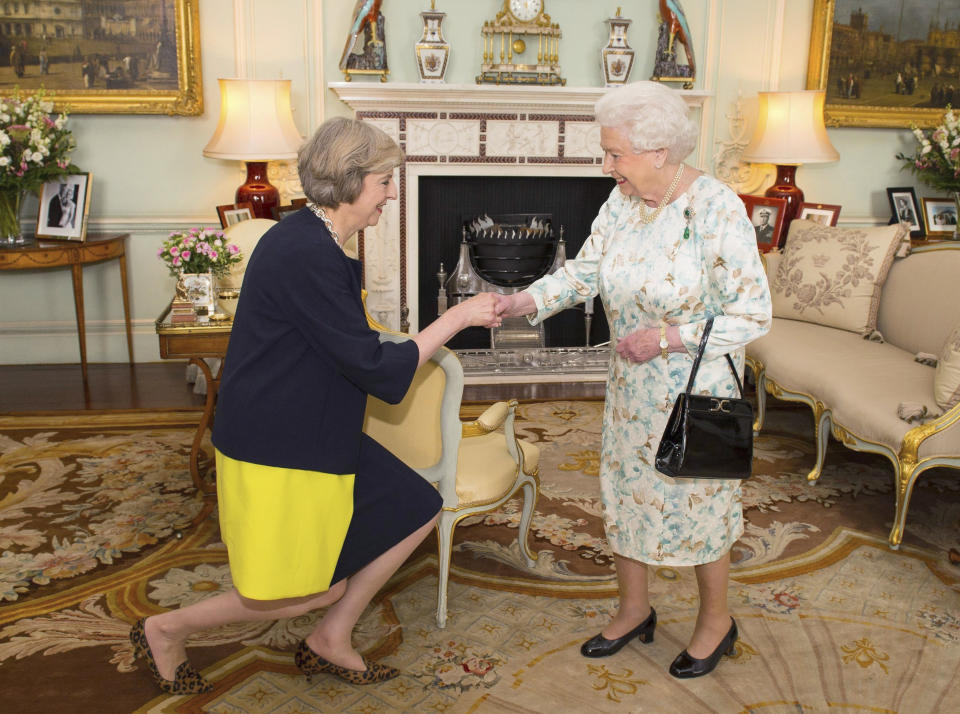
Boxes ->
[654,317,754,480]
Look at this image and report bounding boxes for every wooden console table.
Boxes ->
[0,233,133,382]
[155,304,231,506]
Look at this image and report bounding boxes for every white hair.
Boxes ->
[594,81,698,163]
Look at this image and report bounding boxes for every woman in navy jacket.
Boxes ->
[130,118,501,694]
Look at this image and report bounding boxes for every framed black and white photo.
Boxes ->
[886,187,923,237]
[920,197,958,236]
[738,193,788,252]
[36,173,92,241]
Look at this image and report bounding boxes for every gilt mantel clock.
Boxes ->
[477,0,565,86]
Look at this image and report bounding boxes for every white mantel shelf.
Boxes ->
[328,82,711,115]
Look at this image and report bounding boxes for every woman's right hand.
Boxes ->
[493,292,536,318]
[455,292,502,329]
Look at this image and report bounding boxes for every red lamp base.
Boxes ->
[764,164,804,247]
[236,161,279,220]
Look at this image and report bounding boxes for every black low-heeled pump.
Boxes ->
[668,618,738,679]
[580,608,657,658]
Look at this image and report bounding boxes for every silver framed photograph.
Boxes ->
[35,173,92,241]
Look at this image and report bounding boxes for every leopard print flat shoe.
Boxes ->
[129,618,213,695]
[294,639,399,685]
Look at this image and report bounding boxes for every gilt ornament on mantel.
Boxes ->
[477,0,565,86]
[415,1,450,83]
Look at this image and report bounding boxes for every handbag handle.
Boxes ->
[682,317,745,398]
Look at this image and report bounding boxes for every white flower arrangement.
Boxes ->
[0,90,77,193]
[898,107,960,193]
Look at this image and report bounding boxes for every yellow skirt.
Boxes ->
[215,450,355,600]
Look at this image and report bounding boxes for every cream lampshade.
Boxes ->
[742,90,839,234]
[203,78,303,219]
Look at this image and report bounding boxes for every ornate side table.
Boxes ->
[0,233,134,382]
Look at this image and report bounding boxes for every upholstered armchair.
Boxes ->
[362,331,540,628]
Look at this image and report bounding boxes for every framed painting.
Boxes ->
[0,0,202,116]
[798,202,842,226]
[739,194,788,252]
[217,203,254,229]
[886,186,923,236]
[806,0,959,128]
[920,197,958,236]
[36,173,92,241]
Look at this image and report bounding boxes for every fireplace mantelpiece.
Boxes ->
[329,82,710,331]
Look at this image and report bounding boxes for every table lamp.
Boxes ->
[741,90,839,229]
[203,78,303,219]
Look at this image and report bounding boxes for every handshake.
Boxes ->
[453,292,533,329]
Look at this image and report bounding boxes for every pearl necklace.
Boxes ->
[308,203,342,246]
[636,164,685,225]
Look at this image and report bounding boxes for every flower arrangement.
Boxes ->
[158,227,243,278]
[897,107,960,193]
[0,90,79,240]
[0,90,77,193]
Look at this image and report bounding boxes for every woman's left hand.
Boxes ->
[615,327,660,363]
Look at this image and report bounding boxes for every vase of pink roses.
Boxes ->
[158,227,243,314]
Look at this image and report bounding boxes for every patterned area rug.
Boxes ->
[0,402,958,713]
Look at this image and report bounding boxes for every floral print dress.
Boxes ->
[524,175,772,566]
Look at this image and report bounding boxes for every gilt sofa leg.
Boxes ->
[888,459,921,550]
[808,408,831,482]
[753,372,767,435]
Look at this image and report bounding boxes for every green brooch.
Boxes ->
[683,207,695,240]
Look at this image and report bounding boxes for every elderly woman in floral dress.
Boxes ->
[496,81,771,678]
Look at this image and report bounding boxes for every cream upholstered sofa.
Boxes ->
[747,220,960,548]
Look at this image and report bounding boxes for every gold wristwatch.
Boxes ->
[659,324,669,359]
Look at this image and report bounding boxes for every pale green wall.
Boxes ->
[0,1,924,368]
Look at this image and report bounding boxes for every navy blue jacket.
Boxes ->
[212,208,419,474]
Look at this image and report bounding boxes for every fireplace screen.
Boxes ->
[438,213,566,349]
[463,213,558,288]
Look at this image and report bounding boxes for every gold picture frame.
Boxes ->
[920,197,958,236]
[806,0,949,128]
[3,0,202,116]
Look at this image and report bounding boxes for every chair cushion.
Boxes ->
[456,432,521,506]
[771,220,906,335]
[935,323,960,410]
